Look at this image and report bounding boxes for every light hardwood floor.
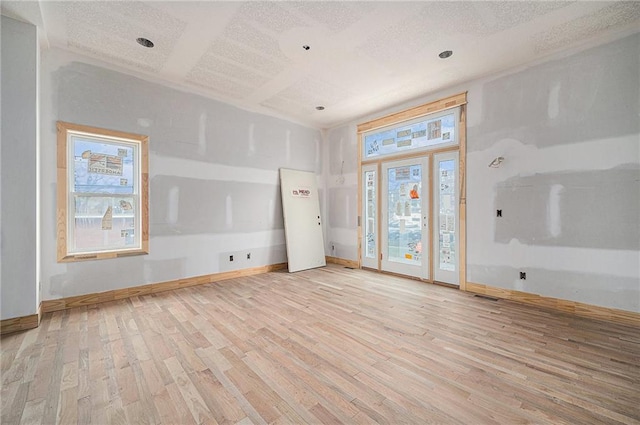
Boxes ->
[2,265,639,424]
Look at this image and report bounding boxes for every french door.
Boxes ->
[361,152,459,285]
[381,158,429,279]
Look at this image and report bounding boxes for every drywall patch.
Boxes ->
[547,184,562,238]
[328,186,358,229]
[547,81,561,119]
[495,165,639,250]
[327,125,357,174]
[49,257,147,298]
[225,195,233,230]
[534,2,640,54]
[198,112,207,155]
[467,33,639,152]
[329,242,358,262]
[151,176,283,235]
[166,186,180,225]
[143,258,188,285]
[468,264,640,313]
[51,58,320,171]
[62,1,187,73]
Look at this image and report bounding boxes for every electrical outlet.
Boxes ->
[497,209,502,217]
[520,271,526,280]
[229,255,234,262]
[247,253,251,260]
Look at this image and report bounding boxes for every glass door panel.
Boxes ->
[381,157,428,279]
[433,151,459,285]
[361,164,378,269]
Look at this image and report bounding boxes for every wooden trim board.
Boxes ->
[466,281,640,327]
[458,104,467,291]
[1,309,40,335]
[41,263,287,313]
[357,92,467,133]
[326,256,359,269]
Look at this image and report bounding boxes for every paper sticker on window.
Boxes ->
[396,167,411,180]
[89,154,123,176]
[101,206,113,230]
[428,120,442,140]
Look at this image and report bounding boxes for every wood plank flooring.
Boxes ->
[2,265,639,424]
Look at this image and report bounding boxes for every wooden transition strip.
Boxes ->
[41,263,287,314]
[326,256,359,269]
[466,281,640,327]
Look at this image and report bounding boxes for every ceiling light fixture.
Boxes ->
[302,45,310,51]
[316,106,325,111]
[136,37,154,48]
[439,50,453,59]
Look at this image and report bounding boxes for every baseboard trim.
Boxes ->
[466,282,640,327]
[1,310,40,335]
[41,263,288,314]
[325,256,359,269]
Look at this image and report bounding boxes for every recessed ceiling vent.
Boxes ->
[136,37,154,48]
[439,50,453,59]
[315,106,325,111]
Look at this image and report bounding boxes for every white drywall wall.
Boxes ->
[1,16,39,320]
[324,33,640,312]
[39,48,322,300]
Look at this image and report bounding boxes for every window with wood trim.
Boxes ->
[57,122,149,262]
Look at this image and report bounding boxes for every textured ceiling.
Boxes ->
[3,1,640,129]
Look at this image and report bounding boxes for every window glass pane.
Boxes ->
[387,164,422,265]
[364,171,376,259]
[72,136,135,194]
[438,159,456,271]
[364,112,456,158]
[72,195,138,253]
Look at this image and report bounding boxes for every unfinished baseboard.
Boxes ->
[466,282,640,327]
[41,263,287,314]
[325,256,359,269]
[1,304,41,335]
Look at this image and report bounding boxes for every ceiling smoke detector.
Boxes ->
[136,37,154,48]
[439,50,453,59]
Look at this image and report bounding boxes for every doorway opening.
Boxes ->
[357,93,467,288]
